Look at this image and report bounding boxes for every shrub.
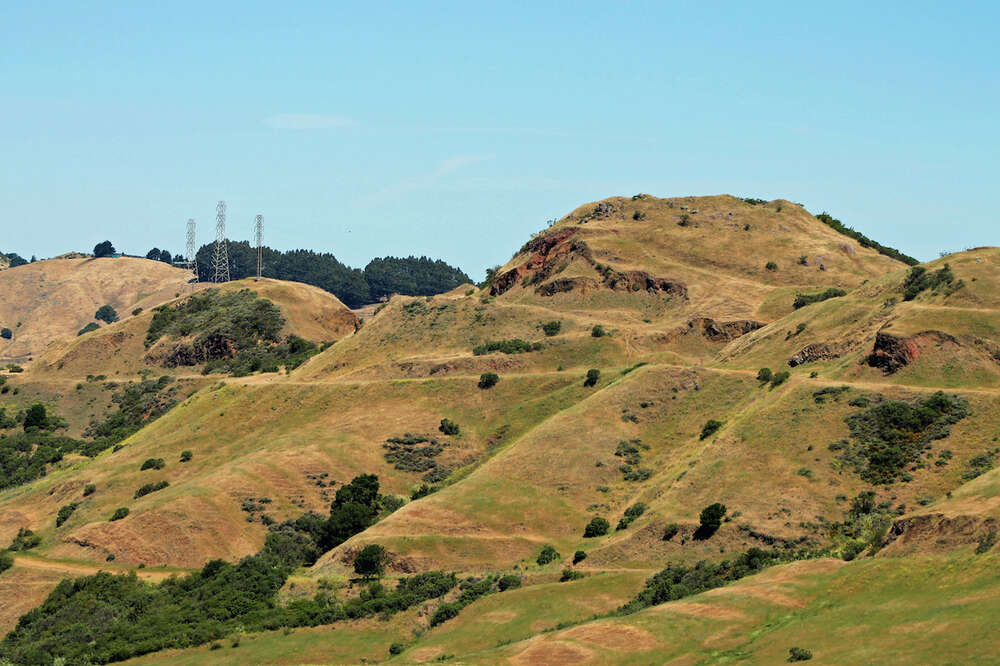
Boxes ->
[560,568,584,582]
[793,288,846,309]
[140,457,165,471]
[134,480,169,499]
[472,339,541,355]
[180,450,193,462]
[694,503,726,540]
[83,483,96,496]
[438,418,460,436]
[110,507,130,521]
[0,550,12,574]
[541,321,561,336]
[788,647,813,662]
[902,264,957,301]
[497,574,522,591]
[617,503,647,530]
[584,369,600,387]
[9,527,42,551]
[662,523,680,541]
[478,372,499,389]
[583,517,610,538]
[815,212,917,265]
[699,419,724,440]
[770,371,790,387]
[572,550,587,564]
[95,305,119,324]
[389,643,405,656]
[976,529,997,555]
[536,545,560,565]
[0,328,11,339]
[23,403,48,430]
[430,602,461,627]
[132,307,143,316]
[756,367,772,382]
[353,544,388,580]
[56,503,78,527]
[632,210,646,221]
[678,213,692,226]
[591,324,606,338]
[765,261,778,271]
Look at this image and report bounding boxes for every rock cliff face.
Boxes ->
[788,342,849,367]
[866,329,957,373]
[687,318,764,343]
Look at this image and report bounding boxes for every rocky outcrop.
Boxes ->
[157,334,237,367]
[882,513,998,555]
[535,277,599,297]
[788,342,847,367]
[491,228,590,296]
[604,270,688,298]
[866,329,957,373]
[687,318,764,343]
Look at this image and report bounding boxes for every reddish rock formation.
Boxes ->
[535,277,599,297]
[866,329,957,373]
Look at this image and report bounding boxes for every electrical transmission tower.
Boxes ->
[185,219,198,282]
[212,201,230,283]
[254,214,263,281]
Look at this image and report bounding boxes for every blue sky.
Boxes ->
[2,2,997,279]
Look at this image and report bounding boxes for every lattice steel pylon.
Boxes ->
[211,201,230,283]
[254,214,263,281]
[185,219,198,282]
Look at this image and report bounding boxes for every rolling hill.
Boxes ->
[1,194,998,665]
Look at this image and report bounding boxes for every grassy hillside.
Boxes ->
[1,194,998,664]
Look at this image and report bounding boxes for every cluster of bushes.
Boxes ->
[617,503,646,530]
[902,264,959,301]
[430,574,507,627]
[836,392,969,484]
[1,474,456,665]
[812,386,850,404]
[619,547,785,614]
[55,503,78,527]
[0,406,96,490]
[615,439,652,482]
[815,212,918,265]
[382,434,448,483]
[757,368,789,388]
[134,480,169,499]
[472,339,543,355]
[84,376,178,451]
[793,288,846,309]
[541,321,561,336]
[8,527,41,551]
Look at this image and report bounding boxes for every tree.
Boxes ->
[757,367,772,382]
[478,372,499,389]
[583,517,610,538]
[694,503,727,540]
[159,249,173,263]
[584,369,600,387]
[94,305,119,324]
[353,544,388,580]
[0,328,11,339]
[438,418,460,436]
[145,248,162,261]
[23,403,47,430]
[699,419,725,440]
[93,241,116,257]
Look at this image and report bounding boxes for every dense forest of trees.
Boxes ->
[194,242,470,308]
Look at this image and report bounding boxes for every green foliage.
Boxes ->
[836,392,969,483]
[541,321,562,336]
[430,575,498,627]
[793,288,847,309]
[77,322,100,336]
[620,547,784,614]
[757,367,772,382]
[179,450,193,462]
[699,419,724,440]
[572,550,587,564]
[617,503,647,530]
[0,550,11,574]
[497,574,522,591]
[23,403,47,430]
[410,483,439,500]
[85,376,177,449]
[9,527,41,551]
[4,251,28,267]
[389,642,406,656]
[815,212,917,265]
[110,507,129,521]
[140,458,165,471]
[770,371,790,388]
[472,339,542,355]
[438,418,460,436]
[364,256,471,301]
[962,449,998,481]
[134,480,169,499]
[353,544,388,580]
[478,372,499,389]
[765,261,778,271]
[0,328,11,340]
[812,386,850,404]
[695,503,727,540]
[902,264,958,300]
[788,647,814,661]
[83,484,96,496]
[382,434,446,481]
[0,430,92,490]
[584,369,600,387]
[430,602,461,627]
[591,324,606,338]
[662,523,680,541]
[55,503,78,527]
[536,545,560,565]
[976,530,997,555]
[560,568,584,582]
[93,240,116,257]
[94,304,119,324]
[584,517,610,538]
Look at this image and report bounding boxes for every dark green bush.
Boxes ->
[0,328,11,340]
[617,503,647,530]
[976,530,997,555]
[56,503,78,527]
[83,483,96,496]
[902,264,957,301]
[140,458,165,471]
[180,450,193,462]
[0,550,12,574]
[584,369,600,387]
[541,321,561,336]
[793,288,847,309]
[23,403,48,430]
[788,647,813,661]
[662,523,680,541]
[134,480,169,499]
[497,574,522,591]
[757,367,772,382]
[583,517,610,538]
[354,544,388,580]
[110,507,130,521]
[9,527,41,551]
[591,324,606,338]
[573,550,587,564]
[699,419,724,440]
[438,418,460,436]
[770,371,790,387]
[95,304,119,324]
[536,545,560,565]
[77,322,101,336]
[472,339,542,355]
[478,372,499,389]
[812,386,850,403]
[765,261,778,271]
[430,602,461,627]
[560,568,584,582]
[815,212,917,265]
[389,643,405,656]
[694,503,726,540]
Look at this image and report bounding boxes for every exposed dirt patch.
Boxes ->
[560,623,659,651]
[509,638,596,665]
[656,601,747,621]
[883,513,998,555]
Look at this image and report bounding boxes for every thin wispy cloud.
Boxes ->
[265,113,354,130]
[357,154,494,206]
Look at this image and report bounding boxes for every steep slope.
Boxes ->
[0,257,197,363]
